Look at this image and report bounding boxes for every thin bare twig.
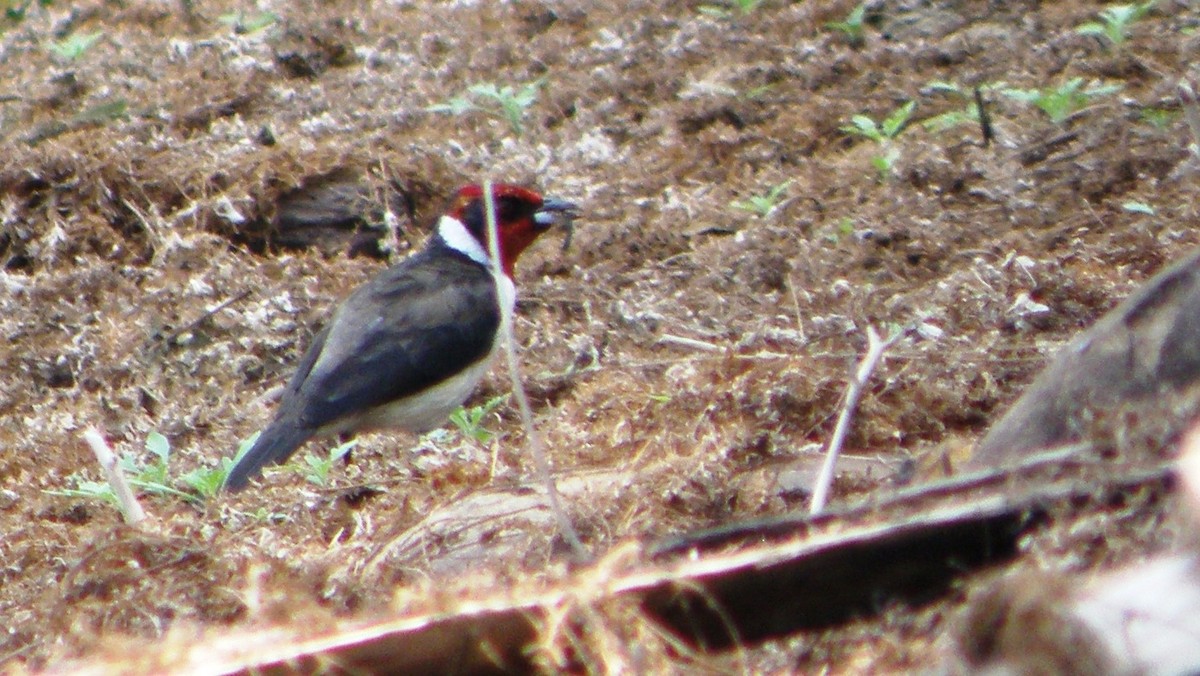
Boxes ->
[483,181,589,561]
[82,427,147,525]
[656,333,722,352]
[1180,79,1200,160]
[809,325,903,515]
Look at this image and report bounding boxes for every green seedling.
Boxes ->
[180,432,260,499]
[1138,107,1178,131]
[135,430,173,491]
[740,83,775,101]
[47,430,230,507]
[1002,78,1122,124]
[301,439,359,487]
[217,11,279,35]
[826,2,869,47]
[841,101,915,179]
[48,32,102,62]
[731,180,791,218]
[869,147,901,180]
[48,477,121,507]
[429,80,544,136]
[449,394,510,444]
[921,80,1007,133]
[698,0,765,18]
[842,101,914,143]
[1076,2,1156,47]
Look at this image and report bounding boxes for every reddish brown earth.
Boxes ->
[1,0,1198,671]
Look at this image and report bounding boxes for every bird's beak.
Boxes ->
[533,197,579,230]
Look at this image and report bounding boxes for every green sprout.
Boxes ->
[826,2,869,47]
[449,394,509,445]
[1076,2,1156,47]
[429,80,545,136]
[217,11,279,35]
[1002,78,1122,124]
[841,101,915,179]
[731,180,792,218]
[921,80,1007,133]
[1138,107,1178,131]
[47,430,238,507]
[698,0,765,19]
[48,31,102,62]
[180,433,261,499]
[301,439,358,487]
[842,101,914,143]
[740,83,775,101]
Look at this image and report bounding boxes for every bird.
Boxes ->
[223,183,577,492]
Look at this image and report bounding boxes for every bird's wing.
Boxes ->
[293,253,501,430]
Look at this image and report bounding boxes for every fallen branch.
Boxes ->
[82,427,146,526]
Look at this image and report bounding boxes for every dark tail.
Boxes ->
[223,416,313,492]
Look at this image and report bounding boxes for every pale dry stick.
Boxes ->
[809,325,903,515]
[482,180,589,560]
[656,333,722,352]
[1180,79,1200,160]
[82,427,147,525]
[786,275,807,343]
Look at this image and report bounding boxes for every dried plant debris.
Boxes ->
[2,0,1200,672]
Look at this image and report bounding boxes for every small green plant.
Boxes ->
[217,10,279,35]
[698,0,765,18]
[1076,2,1156,47]
[180,433,260,499]
[429,80,544,136]
[1138,107,1178,131]
[842,101,914,143]
[739,83,775,101]
[449,394,509,444]
[48,430,240,507]
[841,100,915,179]
[826,2,869,47]
[300,439,358,487]
[48,32,102,62]
[921,80,1007,133]
[731,180,791,217]
[1002,78,1122,124]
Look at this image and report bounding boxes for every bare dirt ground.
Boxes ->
[1,0,1198,672]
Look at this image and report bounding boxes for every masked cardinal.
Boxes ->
[224,183,577,491]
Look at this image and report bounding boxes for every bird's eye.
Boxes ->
[498,197,524,222]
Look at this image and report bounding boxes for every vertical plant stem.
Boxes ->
[1179,79,1200,159]
[482,180,589,560]
[83,427,147,525]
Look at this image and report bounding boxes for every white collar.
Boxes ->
[436,214,491,267]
